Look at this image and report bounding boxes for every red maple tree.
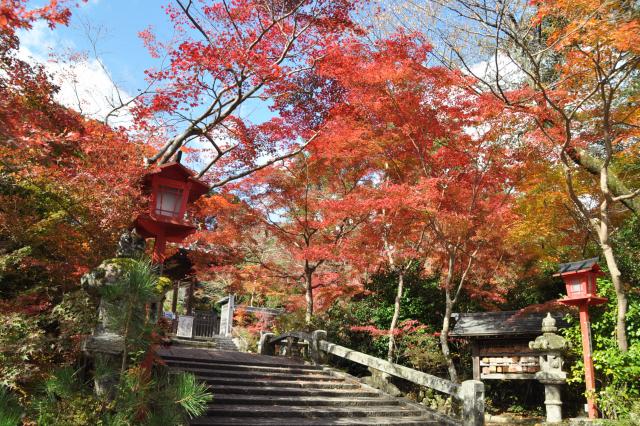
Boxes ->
[137,0,362,186]
[310,33,523,380]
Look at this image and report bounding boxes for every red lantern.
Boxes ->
[135,162,209,263]
[556,258,607,306]
[555,258,607,419]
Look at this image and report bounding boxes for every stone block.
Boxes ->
[508,364,522,373]
[461,380,485,426]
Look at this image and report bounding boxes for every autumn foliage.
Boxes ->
[0,6,148,389]
[2,0,640,419]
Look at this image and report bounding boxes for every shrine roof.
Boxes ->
[450,311,569,338]
[144,162,210,201]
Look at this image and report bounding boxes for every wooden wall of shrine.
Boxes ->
[471,338,540,380]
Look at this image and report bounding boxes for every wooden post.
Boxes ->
[286,336,293,357]
[171,282,179,314]
[579,304,597,418]
[186,280,195,315]
[152,234,166,264]
[156,296,164,320]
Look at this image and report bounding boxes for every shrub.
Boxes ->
[0,386,22,426]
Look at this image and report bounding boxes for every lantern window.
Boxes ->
[155,185,184,218]
[570,280,583,294]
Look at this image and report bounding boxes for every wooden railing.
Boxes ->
[259,330,484,426]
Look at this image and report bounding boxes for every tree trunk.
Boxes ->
[594,166,628,351]
[304,266,314,324]
[602,243,628,351]
[563,149,629,352]
[387,270,404,362]
[439,294,458,382]
[568,147,639,213]
[591,163,628,352]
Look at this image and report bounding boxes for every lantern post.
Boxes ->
[133,160,209,321]
[555,258,607,419]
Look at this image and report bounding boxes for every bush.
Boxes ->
[233,326,259,352]
[400,329,447,374]
[25,365,212,425]
[0,386,22,426]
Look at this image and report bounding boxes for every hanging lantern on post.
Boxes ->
[555,258,607,419]
[134,161,209,264]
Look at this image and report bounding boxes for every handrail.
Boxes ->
[318,340,460,396]
[260,330,485,426]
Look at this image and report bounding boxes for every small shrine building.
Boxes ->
[450,311,569,381]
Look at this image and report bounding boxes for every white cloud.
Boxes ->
[468,53,525,88]
[17,21,135,128]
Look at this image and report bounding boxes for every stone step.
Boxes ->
[202,404,424,418]
[210,394,401,407]
[164,359,324,375]
[161,355,321,371]
[190,416,439,425]
[199,377,357,389]
[172,367,339,382]
[210,385,381,398]
[171,339,238,349]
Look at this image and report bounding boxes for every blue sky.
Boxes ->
[46,0,170,96]
[20,1,275,128]
[16,1,176,127]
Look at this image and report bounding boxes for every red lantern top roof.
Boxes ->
[143,162,209,202]
[554,257,603,277]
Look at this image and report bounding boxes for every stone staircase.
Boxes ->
[171,335,238,351]
[159,347,456,425]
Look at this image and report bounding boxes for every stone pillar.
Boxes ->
[529,313,569,424]
[460,380,485,426]
[258,332,275,355]
[543,381,564,423]
[310,330,327,365]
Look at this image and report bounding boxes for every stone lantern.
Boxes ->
[529,313,569,423]
[81,229,147,397]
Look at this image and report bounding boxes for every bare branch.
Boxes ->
[206,131,320,185]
